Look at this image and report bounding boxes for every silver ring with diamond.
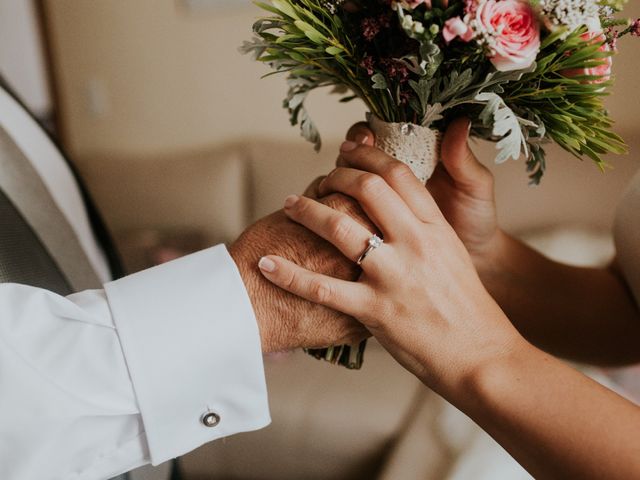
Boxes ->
[357,234,384,266]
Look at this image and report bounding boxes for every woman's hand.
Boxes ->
[339,120,640,365]
[342,119,504,274]
[257,143,523,396]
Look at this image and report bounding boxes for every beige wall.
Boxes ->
[43,1,640,161]
[41,0,640,255]
[0,0,52,115]
[43,1,366,160]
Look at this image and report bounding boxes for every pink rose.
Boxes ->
[475,0,540,72]
[443,17,474,44]
[562,32,613,84]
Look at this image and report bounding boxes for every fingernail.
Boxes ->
[258,257,277,273]
[284,195,299,209]
[340,141,358,152]
[355,133,369,144]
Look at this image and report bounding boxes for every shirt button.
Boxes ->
[201,412,221,428]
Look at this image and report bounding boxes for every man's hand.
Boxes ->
[229,193,373,354]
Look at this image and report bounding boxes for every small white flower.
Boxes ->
[538,0,601,35]
[398,7,426,35]
[319,0,345,14]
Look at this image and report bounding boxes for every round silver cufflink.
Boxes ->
[201,412,221,428]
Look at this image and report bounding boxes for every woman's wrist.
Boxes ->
[454,334,540,413]
[472,229,511,279]
[471,229,522,303]
[416,295,528,403]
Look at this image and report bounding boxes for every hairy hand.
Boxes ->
[258,144,522,396]
[229,193,373,353]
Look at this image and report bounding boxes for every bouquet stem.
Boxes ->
[305,114,441,369]
[305,341,367,370]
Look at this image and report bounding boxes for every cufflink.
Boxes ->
[201,411,221,428]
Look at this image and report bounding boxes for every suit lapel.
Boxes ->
[0,77,124,280]
[0,187,72,295]
[0,125,103,291]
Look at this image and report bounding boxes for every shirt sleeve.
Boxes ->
[0,244,271,480]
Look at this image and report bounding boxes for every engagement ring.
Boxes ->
[357,235,384,266]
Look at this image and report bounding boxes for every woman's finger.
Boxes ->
[337,123,375,167]
[303,176,326,199]
[346,122,376,147]
[283,195,388,272]
[258,255,372,318]
[441,118,494,200]
[315,165,420,238]
[336,143,442,223]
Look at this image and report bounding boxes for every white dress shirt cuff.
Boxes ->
[104,245,270,465]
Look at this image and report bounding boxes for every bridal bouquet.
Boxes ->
[242,0,639,368]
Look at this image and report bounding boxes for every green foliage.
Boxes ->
[241,0,377,149]
[241,0,631,183]
[598,0,629,12]
[477,92,533,164]
[502,27,628,183]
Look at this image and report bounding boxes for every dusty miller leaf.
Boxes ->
[409,78,435,115]
[371,73,388,90]
[300,108,321,151]
[476,92,528,164]
[422,103,444,127]
[396,55,427,76]
[285,77,321,151]
[419,41,442,79]
[434,68,474,104]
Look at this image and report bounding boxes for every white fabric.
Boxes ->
[614,171,640,306]
[0,245,270,480]
[0,86,271,478]
[0,86,111,282]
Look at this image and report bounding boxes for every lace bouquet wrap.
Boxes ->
[243,0,639,368]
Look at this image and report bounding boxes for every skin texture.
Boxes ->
[343,119,640,365]
[258,144,523,394]
[424,118,640,366]
[257,124,640,479]
[228,193,373,354]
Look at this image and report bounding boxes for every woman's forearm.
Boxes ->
[263,142,640,477]
[454,341,640,480]
[478,230,640,365]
